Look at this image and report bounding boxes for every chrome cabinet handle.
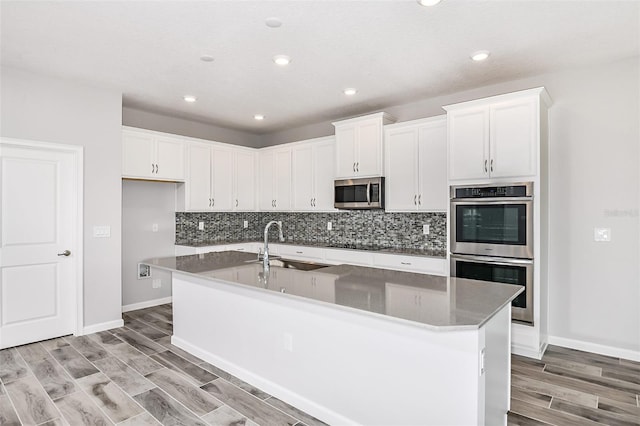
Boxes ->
[490,159,494,172]
[209,198,211,207]
[236,199,238,207]
[418,194,421,205]
[484,160,488,173]
[152,163,155,174]
[57,250,71,257]
[353,162,356,172]
[311,198,313,207]
[296,251,303,254]
[313,198,316,207]
[356,162,359,172]
[401,261,411,265]
[156,164,158,173]
[212,198,215,207]
[414,194,417,205]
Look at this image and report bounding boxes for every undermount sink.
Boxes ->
[246,258,330,271]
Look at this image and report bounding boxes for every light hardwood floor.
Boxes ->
[1,304,638,425]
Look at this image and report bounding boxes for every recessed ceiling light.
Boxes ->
[254,114,265,121]
[344,88,357,96]
[273,55,291,66]
[200,54,214,62]
[183,95,197,103]
[471,50,490,61]
[265,17,282,28]
[417,0,442,6]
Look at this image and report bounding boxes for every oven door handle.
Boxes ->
[451,196,533,203]
[450,254,533,265]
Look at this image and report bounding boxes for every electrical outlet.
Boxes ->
[594,227,611,242]
[327,221,332,231]
[423,224,430,235]
[93,225,111,238]
[243,220,248,228]
[283,333,293,352]
[152,279,161,289]
[152,223,158,232]
[198,221,205,231]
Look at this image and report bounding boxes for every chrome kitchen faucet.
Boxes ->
[263,220,284,272]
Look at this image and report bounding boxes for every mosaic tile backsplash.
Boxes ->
[176,211,447,252]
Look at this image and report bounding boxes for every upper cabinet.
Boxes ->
[259,146,292,211]
[180,141,256,212]
[292,136,336,211]
[333,112,396,179]
[444,88,551,182]
[122,127,185,181]
[385,116,447,211]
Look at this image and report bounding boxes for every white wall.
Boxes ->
[123,106,262,148]
[122,180,175,307]
[262,57,640,357]
[1,66,123,330]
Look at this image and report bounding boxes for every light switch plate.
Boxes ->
[93,225,111,238]
[594,227,611,242]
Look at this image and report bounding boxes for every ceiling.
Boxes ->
[2,1,639,135]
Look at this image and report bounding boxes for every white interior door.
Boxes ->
[0,139,81,349]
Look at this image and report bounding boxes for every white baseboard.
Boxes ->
[81,319,124,335]
[122,296,172,313]
[548,335,640,362]
[171,336,355,426]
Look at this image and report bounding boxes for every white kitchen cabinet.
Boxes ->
[259,147,291,211]
[444,88,550,181]
[122,127,185,181]
[333,112,396,178]
[372,253,447,276]
[385,116,447,211]
[295,272,336,303]
[292,137,335,211]
[181,141,255,212]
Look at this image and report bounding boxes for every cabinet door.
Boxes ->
[385,127,418,211]
[155,136,185,180]
[122,132,154,178]
[235,150,256,211]
[385,284,420,321]
[335,126,357,178]
[186,144,213,211]
[490,98,537,178]
[448,107,490,180]
[292,145,314,211]
[310,274,336,303]
[211,146,234,210]
[258,150,275,210]
[313,141,335,210]
[356,119,383,176]
[274,149,291,210]
[417,120,447,211]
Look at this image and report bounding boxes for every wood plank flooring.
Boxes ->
[1,303,637,425]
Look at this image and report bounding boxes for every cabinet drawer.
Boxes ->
[372,253,446,276]
[324,248,373,266]
[277,245,324,260]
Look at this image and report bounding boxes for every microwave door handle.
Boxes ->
[366,182,371,205]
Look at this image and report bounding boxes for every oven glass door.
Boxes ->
[451,255,533,323]
[451,199,533,258]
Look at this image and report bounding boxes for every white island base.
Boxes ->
[172,272,512,426]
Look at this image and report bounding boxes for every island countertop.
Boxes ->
[144,251,522,331]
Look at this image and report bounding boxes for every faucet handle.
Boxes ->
[257,247,263,260]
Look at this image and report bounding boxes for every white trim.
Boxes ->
[81,319,124,335]
[548,335,640,362]
[0,137,84,340]
[122,296,173,313]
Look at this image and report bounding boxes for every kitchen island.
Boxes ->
[145,251,522,426]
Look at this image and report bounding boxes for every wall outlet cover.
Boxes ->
[93,225,111,238]
[423,224,430,235]
[594,227,611,242]
[152,223,158,232]
[152,279,161,289]
[327,221,332,231]
[243,220,248,228]
[198,221,205,230]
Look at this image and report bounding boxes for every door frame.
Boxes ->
[0,137,84,337]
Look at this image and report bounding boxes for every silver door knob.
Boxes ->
[57,250,71,257]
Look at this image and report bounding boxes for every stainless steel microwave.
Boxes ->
[334,177,385,209]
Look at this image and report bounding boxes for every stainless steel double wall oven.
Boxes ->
[450,182,534,324]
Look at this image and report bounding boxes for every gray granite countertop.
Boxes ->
[175,239,447,259]
[145,251,521,331]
